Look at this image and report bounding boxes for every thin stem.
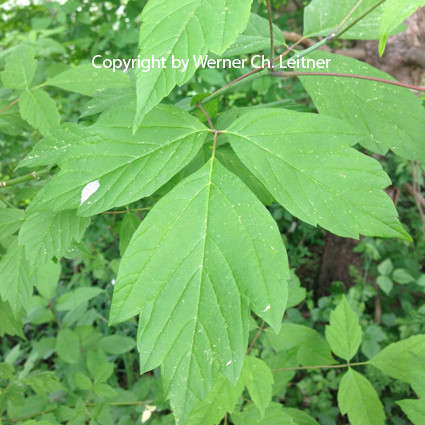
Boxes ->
[329,0,364,39]
[109,401,150,406]
[272,361,369,372]
[330,0,386,41]
[206,67,263,104]
[246,320,265,354]
[212,130,218,157]
[48,300,62,329]
[272,71,425,92]
[197,102,220,158]
[0,168,51,188]
[192,0,386,108]
[411,160,425,239]
[197,103,216,132]
[275,37,307,63]
[191,38,328,111]
[265,0,275,68]
[0,98,19,115]
[101,207,151,215]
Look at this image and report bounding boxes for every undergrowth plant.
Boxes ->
[1,0,425,424]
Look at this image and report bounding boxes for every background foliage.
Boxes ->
[1,1,425,424]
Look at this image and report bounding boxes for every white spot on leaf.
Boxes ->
[141,410,151,423]
[141,405,156,423]
[80,180,100,205]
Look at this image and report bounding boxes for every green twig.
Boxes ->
[0,168,51,188]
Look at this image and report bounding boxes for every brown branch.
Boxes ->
[48,300,61,329]
[197,103,216,132]
[246,320,265,354]
[410,161,425,239]
[0,98,19,115]
[374,291,382,324]
[207,35,316,101]
[404,183,425,209]
[197,103,221,157]
[266,0,275,67]
[283,32,315,48]
[283,32,367,59]
[272,71,425,92]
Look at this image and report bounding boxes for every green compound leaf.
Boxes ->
[19,89,60,136]
[397,399,425,425]
[226,108,409,241]
[0,208,25,239]
[232,402,295,425]
[1,44,37,89]
[18,210,90,266]
[27,105,208,216]
[297,51,425,160]
[186,373,244,425]
[338,368,385,425]
[134,0,252,129]
[370,335,425,383]
[0,240,35,315]
[45,64,132,96]
[303,0,397,40]
[242,356,273,417]
[110,158,288,423]
[325,296,362,361]
[379,0,425,55]
[223,13,285,57]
